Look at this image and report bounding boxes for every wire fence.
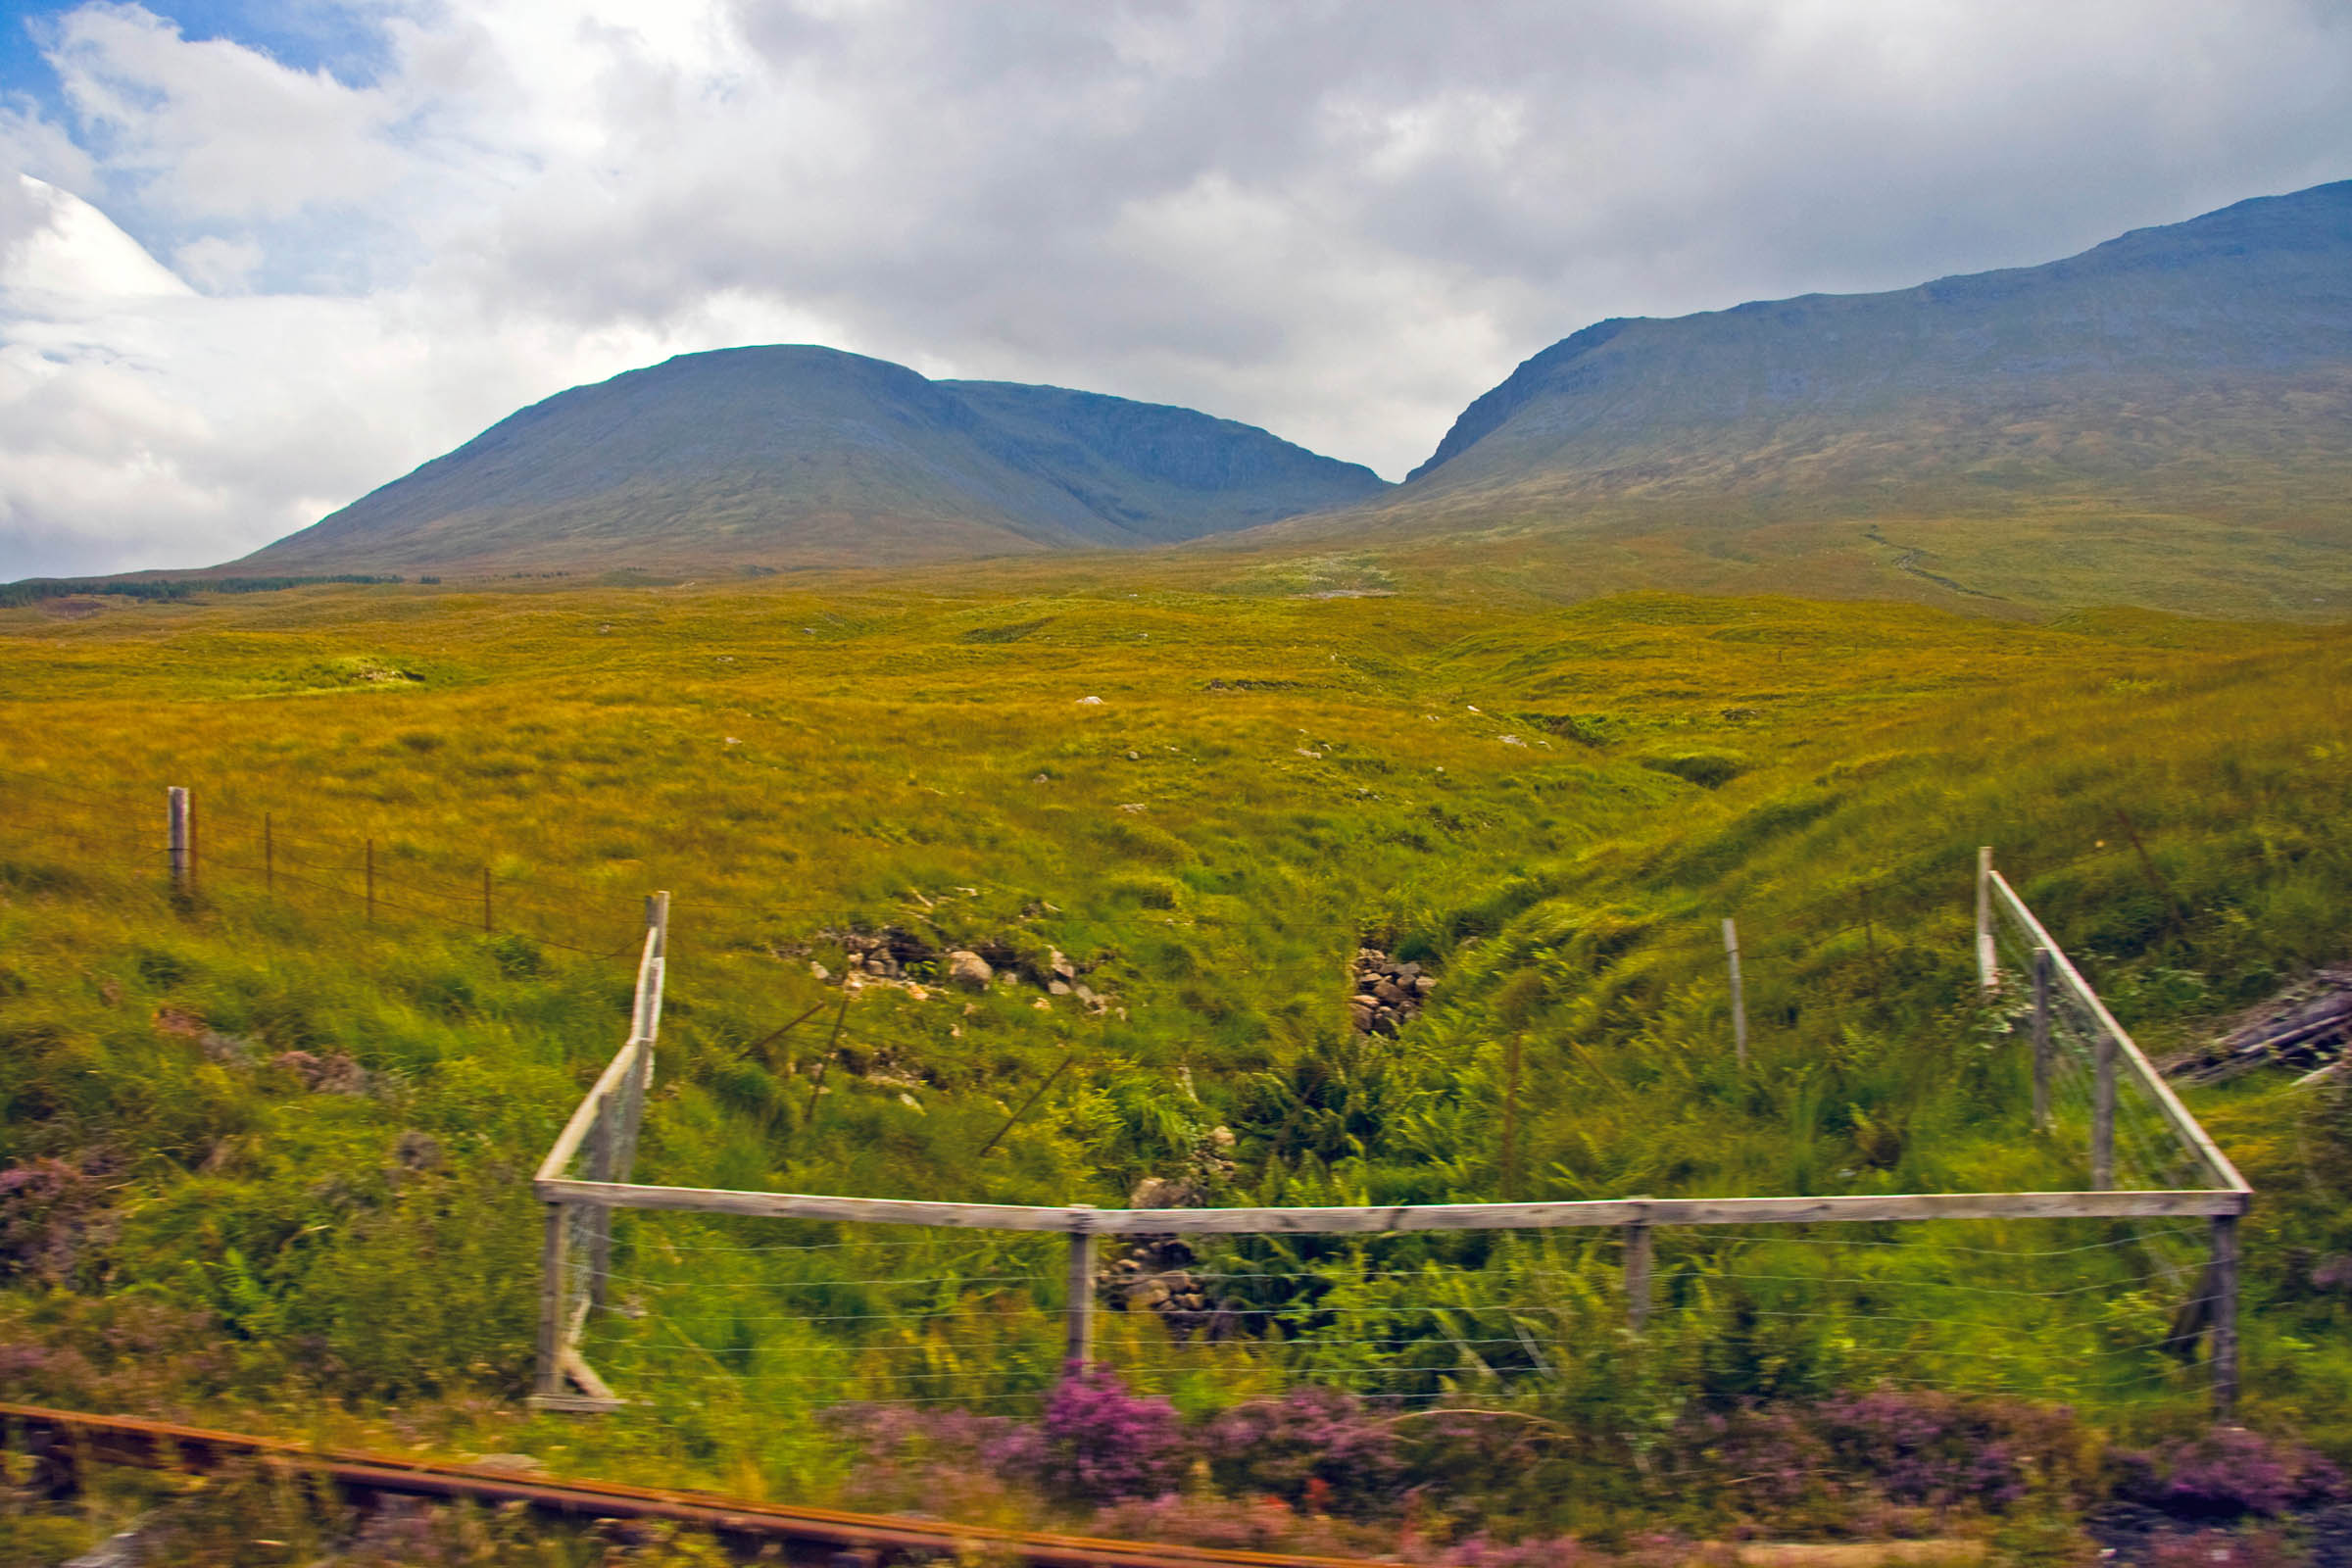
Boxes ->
[0,766,665,962]
[556,1208,2225,1418]
[536,851,2250,1423]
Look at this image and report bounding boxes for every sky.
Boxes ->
[2,1,2350,578]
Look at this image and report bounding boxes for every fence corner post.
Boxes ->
[535,1200,569,1400]
[1977,846,1996,994]
[2211,1212,2240,1423]
[1065,1205,1098,1373]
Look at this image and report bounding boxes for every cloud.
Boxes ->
[3,0,2352,574]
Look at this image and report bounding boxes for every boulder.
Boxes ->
[946,951,993,990]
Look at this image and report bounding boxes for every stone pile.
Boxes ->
[1348,947,1434,1035]
[1102,1236,1244,1341]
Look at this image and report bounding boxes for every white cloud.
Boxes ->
[3,0,2351,575]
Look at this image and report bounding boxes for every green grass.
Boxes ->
[4,563,2352,1549]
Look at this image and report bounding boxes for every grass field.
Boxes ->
[5,554,2352,1561]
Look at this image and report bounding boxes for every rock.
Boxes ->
[1373,979,1407,1005]
[1049,980,1071,997]
[1050,950,1076,980]
[1413,975,1437,995]
[946,951,993,990]
[1032,997,1052,1011]
[809,961,830,980]
[1209,1125,1235,1149]
[1076,695,1103,706]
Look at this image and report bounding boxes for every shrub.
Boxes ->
[1029,1367,1190,1503]
[1204,1386,1408,1517]
[2113,1428,2345,1523]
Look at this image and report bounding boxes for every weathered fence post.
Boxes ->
[167,787,190,894]
[2092,1023,2117,1190]
[1723,918,1747,1067]
[482,867,494,933]
[1624,1221,1653,1331]
[2211,1213,2239,1422]
[1065,1206,1097,1372]
[535,1200,570,1400]
[2032,947,2053,1132]
[1977,846,1996,993]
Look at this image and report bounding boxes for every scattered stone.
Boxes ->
[1075,696,1103,706]
[1125,751,1140,760]
[1032,997,1053,1011]
[1049,981,1071,997]
[1348,944,1432,1036]
[809,961,829,981]
[947,951,993,990]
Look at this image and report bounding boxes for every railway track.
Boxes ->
[0,1401,1367,1568]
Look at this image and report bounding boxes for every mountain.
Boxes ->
[235,346,1389,574]
[1250,180,2352,612]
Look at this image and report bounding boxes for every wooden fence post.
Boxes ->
[2092,1024,2117,1190]
[2211,1213,2239,1422]
[535,1201,570,1399]
[167,788,189,894]
[1065,1208,1097,1372]
[1624,1221,1653,1331]
[2032,947,2053,1132]
[1977,847,1996,993]
[1723,918,1747,1067]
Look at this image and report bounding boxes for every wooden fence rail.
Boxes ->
[532,851,2254,1419]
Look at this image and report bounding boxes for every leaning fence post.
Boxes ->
[2032,947,2053,1132]
[2211,1213,2239,1422]
[1623,1221,1653,1332]
[2092,1023,2117,1190]
[1723,918,1747,1067]
[1977,847,1996,994]
[167,787,190,894]
[1065,1206,1098,1373]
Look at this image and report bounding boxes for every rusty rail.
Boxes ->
[0,1402,1371,1568]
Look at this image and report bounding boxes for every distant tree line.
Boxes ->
[0,574,403,609]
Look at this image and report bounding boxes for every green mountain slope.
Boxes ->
[1245,180,2352,613]
[236,345,1390,574]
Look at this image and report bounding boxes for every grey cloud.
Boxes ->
[5,0,2352,576]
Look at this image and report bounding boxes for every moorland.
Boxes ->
[4,545,2352,1564]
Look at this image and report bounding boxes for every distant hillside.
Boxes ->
[1248,180,2352,612]
[237,346,1389,574]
